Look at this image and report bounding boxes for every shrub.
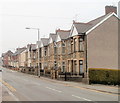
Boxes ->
[89,68,120,85]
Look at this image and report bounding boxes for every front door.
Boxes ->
[79,60,84,75]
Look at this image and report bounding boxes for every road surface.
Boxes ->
[0,67,119,102]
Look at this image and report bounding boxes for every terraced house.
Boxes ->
[55,29,70,73]
[47,33,57,71]
[38,38,49,71]
[68,6,119,81]
[2,50,13,67]
[12,47,26,69]
[25,44,37,74]
[18,47,27,71]
[2,6,119,83]
[35,6,119,82]
[66,22,87,78]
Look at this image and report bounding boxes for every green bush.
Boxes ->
[89,68,120,85]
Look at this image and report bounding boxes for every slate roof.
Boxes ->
[37,38,48,46]
[2,50,13,57]
[73,12,114,34]
[56,29,70,40]
[2,53,5,57]
[73,22,92,34]
[12,47,26,56]
[49,33,57,42]
[31,44,36,50]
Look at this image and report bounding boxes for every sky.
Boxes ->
[0,0,119,55]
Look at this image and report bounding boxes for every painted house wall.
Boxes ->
[87,15,118,69]
[118,18,120,69]
[118,1,120,18]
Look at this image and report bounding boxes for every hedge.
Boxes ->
[89,68,120,85]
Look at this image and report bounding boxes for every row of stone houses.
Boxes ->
[2,6,119,83]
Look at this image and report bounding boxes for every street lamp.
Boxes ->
[26,27,40,77]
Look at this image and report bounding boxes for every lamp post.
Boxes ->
[26,27,40,77]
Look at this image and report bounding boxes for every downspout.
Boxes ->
[79,32,89,83]
[83,33,88,78]
[85,34,88,79]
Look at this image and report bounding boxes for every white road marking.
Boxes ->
[72,95,92,101]
[46,87,62,93]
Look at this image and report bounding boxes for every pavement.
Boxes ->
[0,67,119,102]
[37,75,119,95]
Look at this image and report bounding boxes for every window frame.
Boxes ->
[79,36,84,52]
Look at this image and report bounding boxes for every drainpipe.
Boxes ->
[79,32,89,84]
[85,34,88,79]
[85,33,89,84]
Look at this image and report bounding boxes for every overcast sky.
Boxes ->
[0,0,119,55]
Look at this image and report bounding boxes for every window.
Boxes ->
[36,52,38,59]
[74,38,77,52]
[48,46,50,56]
[71,40,73,53]
[54,47,57,54]
[62,41,66,54]
[33,51,36,59]
[58,43,61,55]
[45,51,47,56]
[54,61,57,69]
[62,62,65,72]
[68,40,71,54]
[54,42,57,54]
[79,36,84,51]
[79,60,83,74]
[39,48,42,58]
[44,47,47,56]
[74,60,77,74]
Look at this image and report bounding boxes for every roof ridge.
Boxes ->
[73,21,91,25]
[56,29,70,32]
[41,38,49,39]
[88,14,106,23]
[50,33,56,35]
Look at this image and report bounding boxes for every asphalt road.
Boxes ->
[0,67,119,102]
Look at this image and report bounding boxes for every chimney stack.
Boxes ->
[105,6,117,15]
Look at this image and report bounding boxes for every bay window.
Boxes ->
[79,36,84,51]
